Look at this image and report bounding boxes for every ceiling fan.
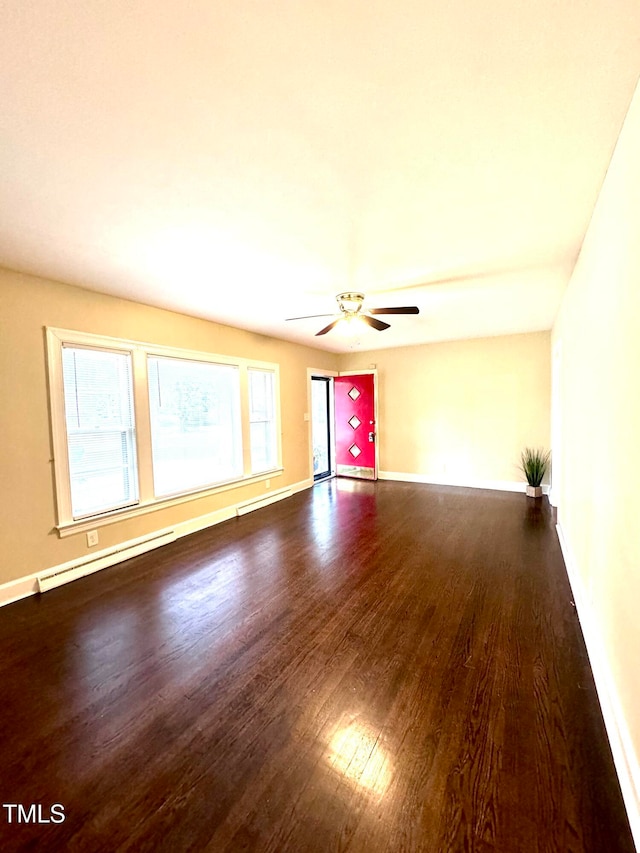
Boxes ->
[285,292,419,336]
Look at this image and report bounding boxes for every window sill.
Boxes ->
[56,468,284,538]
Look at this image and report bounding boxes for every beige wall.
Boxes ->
[0,270,552,592]
[553,80,640,792]
[0,268,339,585]
[0,269,552,591]
[340,331,551,486]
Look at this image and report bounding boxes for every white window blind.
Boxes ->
[248,368,277,473]
[62,346,138,518]
[148,356,243,497]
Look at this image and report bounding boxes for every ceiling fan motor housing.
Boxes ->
[337,292,365,314]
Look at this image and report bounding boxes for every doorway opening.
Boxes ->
[311,376,333,481]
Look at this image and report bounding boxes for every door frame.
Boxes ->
[550,340,562,509]
[337,369,379,480]
[307,368,338,482]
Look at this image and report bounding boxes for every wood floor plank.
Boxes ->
[0,480,634,852]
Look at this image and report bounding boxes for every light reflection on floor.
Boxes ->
[326,717,392,797]
[310,478,378,551]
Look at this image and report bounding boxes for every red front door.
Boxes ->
[334,372,377,480]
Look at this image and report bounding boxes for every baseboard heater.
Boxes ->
[36,530,177,593]
[236,487,293,517]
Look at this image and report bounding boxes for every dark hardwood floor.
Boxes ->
[0,481,633,852]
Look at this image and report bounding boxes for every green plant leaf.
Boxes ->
[519,447,550,487]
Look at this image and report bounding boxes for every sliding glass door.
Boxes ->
[311,376,333,480]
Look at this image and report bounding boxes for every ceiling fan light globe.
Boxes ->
[337,313,366,337]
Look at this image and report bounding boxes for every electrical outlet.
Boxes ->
[86,530,99,547]
[265,479,270,489]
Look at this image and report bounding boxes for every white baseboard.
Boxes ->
[236,486,293,516]
[0,478,312,609]
[0,572,42,608]
[379,470,550,495]
[291,477,314,494]
[557,523,640,849]
[173,506,237,538]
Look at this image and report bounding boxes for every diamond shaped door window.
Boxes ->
[348,444,362,458]
[348,386,360,400]
[348,415,361,430]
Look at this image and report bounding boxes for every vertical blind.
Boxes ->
[62,346,138,518]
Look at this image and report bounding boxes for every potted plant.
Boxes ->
[519,447,550,497]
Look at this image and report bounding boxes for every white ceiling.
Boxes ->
[1,1,639,353]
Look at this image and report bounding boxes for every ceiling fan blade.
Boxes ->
[361,315,390,331]
[316,319,342,336]
[369,306,419,315]
[285,313,335,321]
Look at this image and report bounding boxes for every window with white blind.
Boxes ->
[62,346,139,518]
[248,368,277,473]
[148,356,242,497]
[46,328,281,533]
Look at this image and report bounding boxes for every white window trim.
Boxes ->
[46,327,282,537]
[248,367,280,475]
